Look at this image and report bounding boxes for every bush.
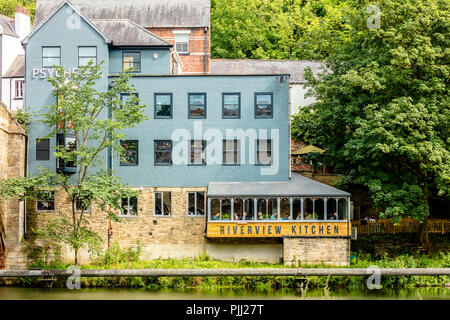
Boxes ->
[92,242,142,266]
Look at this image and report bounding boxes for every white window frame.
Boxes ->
[154,191,172,216]
[173,30,190,54]
[15,80,24,99]
[120,196,138,217]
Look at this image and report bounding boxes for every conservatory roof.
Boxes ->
[208,173,350,198]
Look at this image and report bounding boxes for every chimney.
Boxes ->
[14,5,31,41]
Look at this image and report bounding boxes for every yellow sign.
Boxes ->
[207,222,350,238]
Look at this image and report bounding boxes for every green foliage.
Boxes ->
[24,253,450,289]
[36,217,103,259]
[92,242,142,266]
[292,0,450,225]
[12,108,32,133]
[0,62,147,264]
[0,0,35,18]
[211,0,357,60]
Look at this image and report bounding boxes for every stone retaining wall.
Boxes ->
[0,103,27,269]
[283,237,350,266]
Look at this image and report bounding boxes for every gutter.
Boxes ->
[204,27,208,74]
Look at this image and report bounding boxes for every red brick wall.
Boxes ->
[147,27,210,74]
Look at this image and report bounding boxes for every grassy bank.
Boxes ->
[11,247,450,290]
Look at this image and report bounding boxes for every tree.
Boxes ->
[0,62,147,264]
[0,0,35,18]
[292,0,449,245]
[211,0,356,60]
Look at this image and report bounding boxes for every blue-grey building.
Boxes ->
[22,1,351,265]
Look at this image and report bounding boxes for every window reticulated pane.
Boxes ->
[78,47,97,66]
[43,47,60,57]
[155,192,162,215]
[196,192,205,216]
[223,140,239,165]
[155,94,172,118]
[43,47,60,67]
[175,34,189,53]
[188,192,196,215]
[36,191,55,211]
[121,197,137,216]
[255,94,273,118]
[190,140,206,165]
[120,140,138,166]
[42,57,60,67]
[36,139,50,161]
[163,192,171,216]
[188,94,206,118]
[223,94,240,118]
[123,52,141,72]
[155,140,172,165]
[257,140,272,165]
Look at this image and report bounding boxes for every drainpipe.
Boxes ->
[204,27,208,74]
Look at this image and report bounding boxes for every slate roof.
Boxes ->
[35,0,211,28]
[0,14,18,37]
[208,173,350,198]
[3,55,24,78]
[211,59,325,84]
[92,19,172,47]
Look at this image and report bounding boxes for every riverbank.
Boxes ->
[2,249,449,290]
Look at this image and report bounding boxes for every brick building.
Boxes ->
[0,1,352,268]
[34,0,211,74]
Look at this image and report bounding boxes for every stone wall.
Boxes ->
[26,187,208,264]
[0,103,27,269]
[283,237,350,266]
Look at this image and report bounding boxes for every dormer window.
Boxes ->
[122,52,141,72]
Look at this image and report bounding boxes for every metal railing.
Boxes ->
[352,218,450,235]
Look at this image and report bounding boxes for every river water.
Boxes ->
[0,286,449,300]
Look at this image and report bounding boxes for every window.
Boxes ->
[120,93,139,106]
[255,93,273,118]
[42,47,61,67]
[154,93,173,118]
[154,192,171,216]
[222,93,240,118]
[15,80,24,99]
[175,33,189,54]
[189,140,206,165]
[120,140,138,166]
[36,138,50,161]
[257,140,272,165]
[188,93,206,118]
[56,134,76,172]
[78,46,97,66]
[121,196,138,216]
[36,191,55,211]
[187,192,206,216]
[154,140,172,165]
[122,52,141,72]
[76,198,90,212]
[223,139,240,165]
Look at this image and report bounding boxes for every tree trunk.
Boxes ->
[107,214,112,248]
[416,217,431,247]
[74,248,79,265]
